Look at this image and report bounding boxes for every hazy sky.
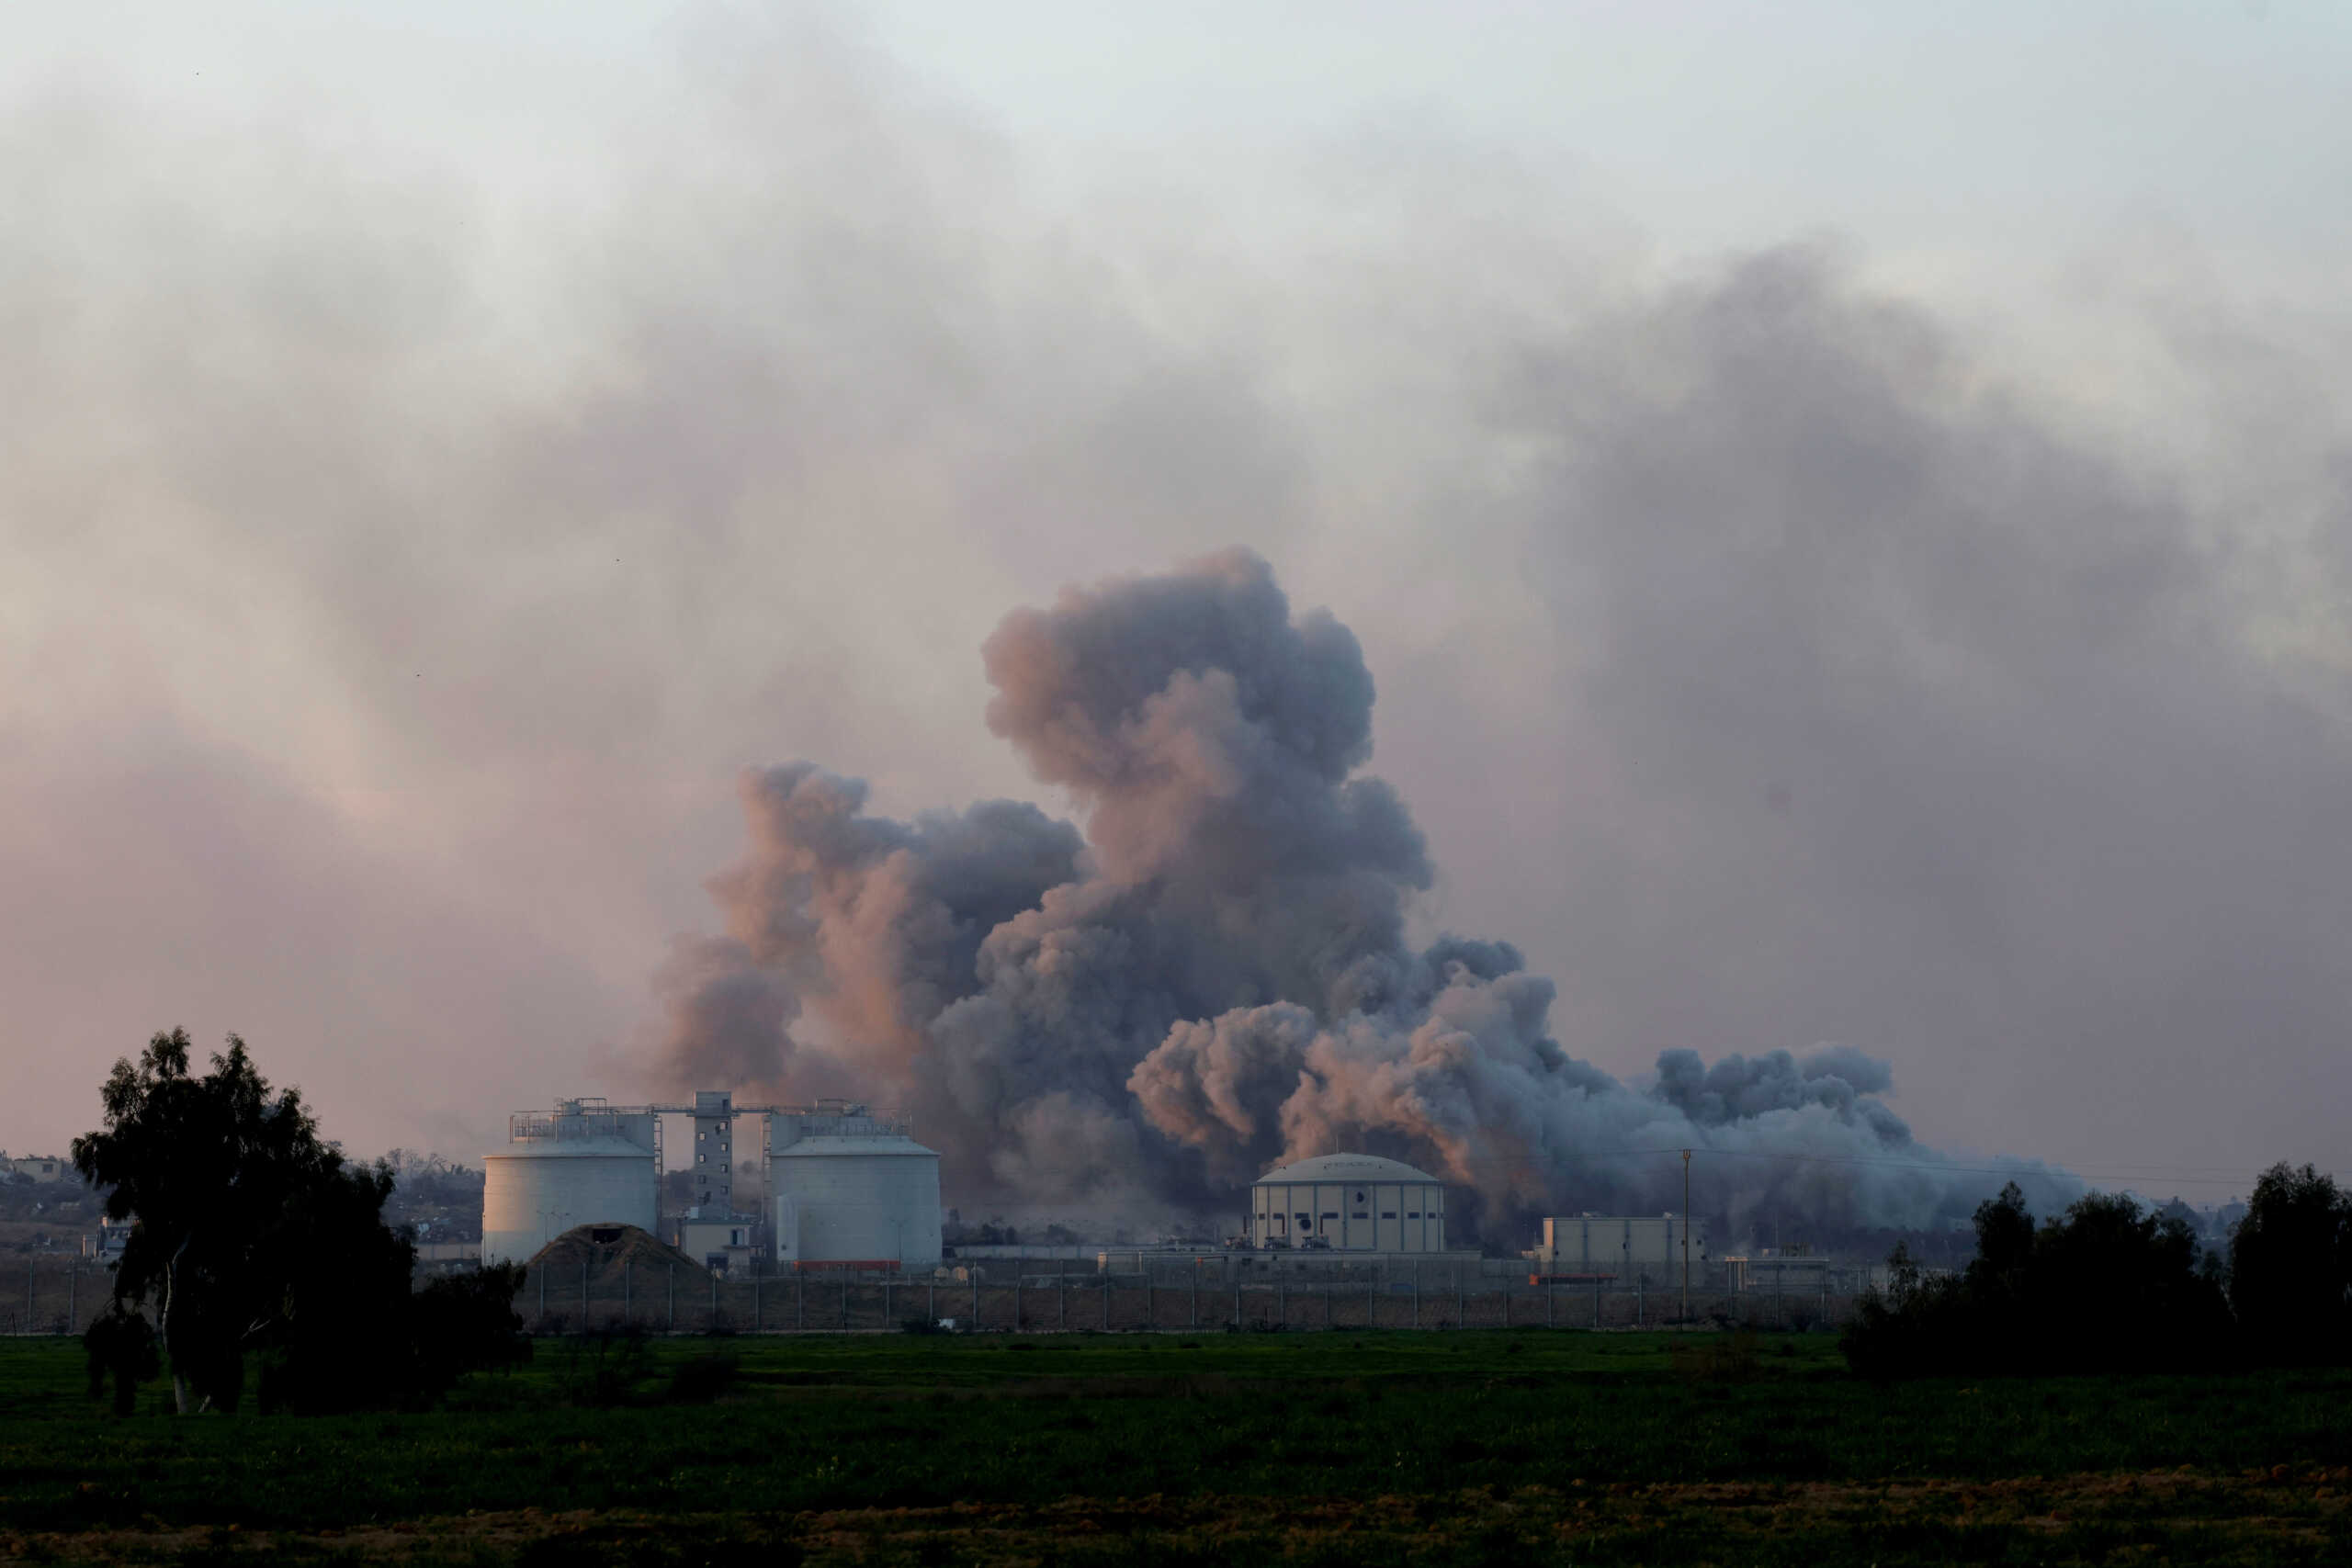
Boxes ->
[6,2,2349,1199]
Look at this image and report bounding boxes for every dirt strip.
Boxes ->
[5,1470,2347,1564]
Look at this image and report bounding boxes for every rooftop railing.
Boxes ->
[503,1100,910,1145]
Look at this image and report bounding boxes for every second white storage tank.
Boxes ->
[771,1134,942,1268]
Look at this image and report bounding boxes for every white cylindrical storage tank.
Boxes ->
[481,1138,659,1267]
[770,1134,942,1268]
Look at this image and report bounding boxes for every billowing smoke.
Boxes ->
[656,549,2070,1237]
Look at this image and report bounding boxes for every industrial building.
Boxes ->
[480,1093,942,1272]
[1,1152,71,1183]
[1524,1213,1709,1282]
[83,1218,131,1261]
[1248,1153,1447,1252]
[677,1216,759,1273]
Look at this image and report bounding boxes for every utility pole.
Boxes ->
[1680,1148,1692,1329]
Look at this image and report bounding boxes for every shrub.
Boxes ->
[84,1304,159,1416]
[559,1326,655,1407]
[667,1351,741,1404]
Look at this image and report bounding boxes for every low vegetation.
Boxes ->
[4,1331,2349,1563]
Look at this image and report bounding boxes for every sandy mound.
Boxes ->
[526,1224,705,1281]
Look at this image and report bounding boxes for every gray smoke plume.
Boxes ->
[651,766,1082,1094]
[659,549,2070,1236]
[10,8,2349,1182]
[650,937,800,1095]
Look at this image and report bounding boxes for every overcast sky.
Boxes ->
[5,2,2348,1198]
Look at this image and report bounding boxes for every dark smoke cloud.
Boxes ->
[650,765,1084,1094]
[1652,1048,1900,1128]
[662,550,2071,1235]
[650,937,799,1094]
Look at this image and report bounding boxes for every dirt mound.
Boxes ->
[526,1224,705,1280]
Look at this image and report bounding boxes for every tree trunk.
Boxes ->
[162,1243,194,1415]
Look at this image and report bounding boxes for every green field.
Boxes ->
[3,1330,2347,1563]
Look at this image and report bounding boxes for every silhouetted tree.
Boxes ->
[255,1157,421,1414]
[1969,1183,2037,1291]
[73,1030,397,1412]
[2229,1162,2352,1366]
[1845,1181,2233,1378]
[2027,1191,2231,1371]
[73,1029,521,1415]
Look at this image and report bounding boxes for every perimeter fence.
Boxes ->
[6,1252,1861,1337]
[508,1264,1859,1336]
[5,1256,107,1337]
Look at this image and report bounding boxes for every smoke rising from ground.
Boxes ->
[658,550,2073,1236]
[4,11,2348,1200]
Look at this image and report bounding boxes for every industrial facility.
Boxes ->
[481,1092,942,1272]
[1523,1213,1710,1283]
[0,1152,72,1183]
[1248,1153,1448,1252]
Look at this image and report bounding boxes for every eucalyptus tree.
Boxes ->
[73,1029,412,1413]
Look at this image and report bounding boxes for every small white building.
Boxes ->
[1249,1154,1447,1252]
[680,1214,760,1273]
[1526,1213,1709,1280]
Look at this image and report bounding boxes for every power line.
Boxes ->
[1436,1146,2344,1189]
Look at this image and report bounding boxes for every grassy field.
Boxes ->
[2,1329,2347,1563]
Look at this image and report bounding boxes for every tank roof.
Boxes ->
[1254,1153,1441,1186]
[483,1137,654,1159]
[771,1134,939,1158]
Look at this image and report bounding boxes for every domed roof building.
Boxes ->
[1249,1153,1447,1252]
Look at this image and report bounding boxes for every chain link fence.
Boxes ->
[508,1261,1860,1336]
[6,1252,1860,1337]
[5,1256,108,1337]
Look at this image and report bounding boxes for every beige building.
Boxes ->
[1525,1214,1709,1281]
[680,1215,759,1273]
[1249,1154,1447,1252]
